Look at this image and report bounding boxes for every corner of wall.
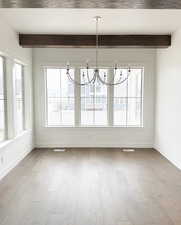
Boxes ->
[154,29,181,170]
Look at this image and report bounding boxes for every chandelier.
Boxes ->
[66,16,131,86]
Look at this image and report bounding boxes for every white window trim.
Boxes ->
[0,55,8,142]
[44,67,48,127]
[22,65,26,131]
[44,65,144,128]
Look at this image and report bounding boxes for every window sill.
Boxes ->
[0,140,12,149]
[0,130,30,149]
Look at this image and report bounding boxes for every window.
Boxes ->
[45,67,143,127]
[114,68,143,126]
[0,56,6,141]
[14,63,24,134]
[81,69,108,126]
[46,68,75,126]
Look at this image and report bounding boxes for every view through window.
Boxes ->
[81,69,108,126]
[114,68,143,126]
[14,63,24,134]
[46,68,75,126]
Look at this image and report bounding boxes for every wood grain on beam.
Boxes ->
[19,34,171,48]
[2,0,181,8]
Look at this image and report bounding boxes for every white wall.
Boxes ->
[155,29,181,169]
[0,18,34,179]
[33,48,156,148]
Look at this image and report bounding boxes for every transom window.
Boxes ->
[45,67,143,127]
[0,56,6,141]
[14,63,25,134]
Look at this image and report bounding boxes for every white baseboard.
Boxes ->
[154,145,181,170]
[35,143,153,149]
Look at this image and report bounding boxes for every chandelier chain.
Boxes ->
[95,16,99,70]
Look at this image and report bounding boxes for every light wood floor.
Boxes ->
[0,148,181,225]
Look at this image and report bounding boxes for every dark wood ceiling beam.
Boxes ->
[19,34,171,48]
[2,0,181,8]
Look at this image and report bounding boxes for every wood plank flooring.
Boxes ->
[0,148,181,225]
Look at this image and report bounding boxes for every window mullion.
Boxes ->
[0,56,7,141]
[59,69,62,125]
[140,68,144,127]
[3,57,8,140]
[22,66,25,130]
[108,68,113,126]
[75,68,80,126]
[126,69,129,127]
[93,79,95,125]
[44,68,48,127]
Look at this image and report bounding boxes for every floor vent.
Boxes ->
[53,148,66,152]
[122,148,135,152]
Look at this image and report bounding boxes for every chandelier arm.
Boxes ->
[67,71,96,86]
[86,69,90,82]
[87,70,96,83]
[93,70,97,84]
[97,72,131,86]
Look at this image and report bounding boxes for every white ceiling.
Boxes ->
[1,9,181,34]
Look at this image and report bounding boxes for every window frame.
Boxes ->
[13,62,25,135]
[44,67,76,127]
[80,68,109,127]
[113,67,144,128]
[0,55,7,142]
[44,66,144,128]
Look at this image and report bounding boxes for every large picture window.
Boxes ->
[0,56,6,141]
[45,67,143,127]
[46,68,75,126]
[14,63,25,134]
